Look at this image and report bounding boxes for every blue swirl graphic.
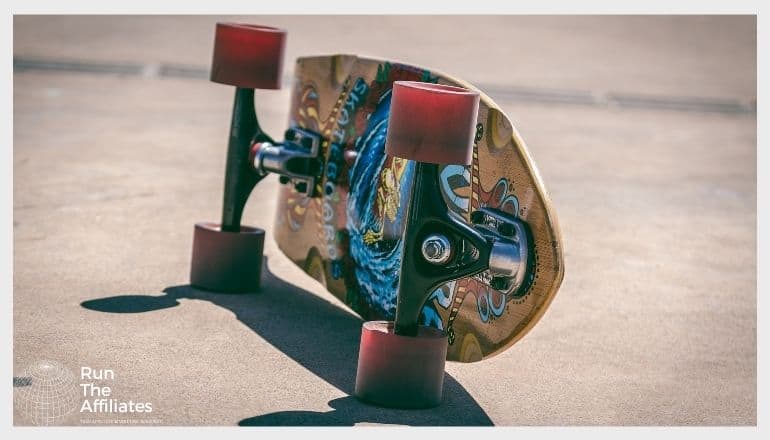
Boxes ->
[346,90,416,318]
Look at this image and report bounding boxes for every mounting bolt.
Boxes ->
[294,181,308,193]
[421,234,452,265]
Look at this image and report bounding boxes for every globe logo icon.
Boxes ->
[14,360,80,426]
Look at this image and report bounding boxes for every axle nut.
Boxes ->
[421,234,452,265]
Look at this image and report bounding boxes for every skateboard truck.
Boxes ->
[354,81,532,409]
[191,24,327,293]
[190,23,292,293]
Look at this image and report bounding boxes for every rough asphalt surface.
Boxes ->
[13,16,756,425]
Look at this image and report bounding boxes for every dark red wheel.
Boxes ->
[210,23,286,89]
[190,222,265,293]
[354,320,448,409]
[386,81,480,165]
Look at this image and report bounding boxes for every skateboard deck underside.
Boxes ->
[274,54,564,362]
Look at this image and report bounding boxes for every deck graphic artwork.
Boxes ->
[276,55,564,362]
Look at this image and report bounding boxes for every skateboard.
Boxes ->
[189,23,564,408]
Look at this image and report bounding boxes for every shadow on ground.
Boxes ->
[81,257,493,426]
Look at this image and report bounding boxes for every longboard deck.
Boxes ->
[274,54,564,362]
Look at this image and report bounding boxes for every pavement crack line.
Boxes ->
[13,56,756,116]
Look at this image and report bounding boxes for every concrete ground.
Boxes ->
[12,16,756,425]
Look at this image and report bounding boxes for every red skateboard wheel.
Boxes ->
[190,222,265,293]
[210,23,286,89]
[386,81,480,165]
[354,320,448,408]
